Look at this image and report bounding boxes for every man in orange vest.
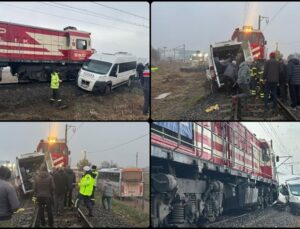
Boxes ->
[140,63,150,115]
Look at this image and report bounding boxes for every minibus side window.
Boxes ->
[110,64,118,77]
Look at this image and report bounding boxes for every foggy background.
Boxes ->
[0,1,149,59]
[242,122,300,182]
[0,122,149,168]
[152,2,299,58]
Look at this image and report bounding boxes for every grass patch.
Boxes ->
[95,193,149,227]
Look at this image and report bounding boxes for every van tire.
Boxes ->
[127,77,132,88]
[104,84,111,95]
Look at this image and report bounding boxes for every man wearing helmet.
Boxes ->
[74,166,94,217]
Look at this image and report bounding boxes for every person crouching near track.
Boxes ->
[33,164,55,227]
[0,166,20,228]
[74,166,94,217]
[50,69,62,106]
[102,179,114,211]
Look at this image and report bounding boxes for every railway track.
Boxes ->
[233,97,298,120]
[13,198,94,228]
[183,90,299,120]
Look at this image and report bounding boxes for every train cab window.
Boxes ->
[76,39,87,50]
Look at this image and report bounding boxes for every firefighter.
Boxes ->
[141,63,150,115]
[249,64,258,97]
[257,65,265,99]
[50,69,62,106]
[91,165,99,205]
[74,166,94,217]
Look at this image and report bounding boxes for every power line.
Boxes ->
[87,133,148,154]
[91,2,149,21]
[0,2,138,33]
[45,2,149,29]
[263,2,289,31]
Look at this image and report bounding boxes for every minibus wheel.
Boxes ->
[127,77,132,88]
[104,84,111,95]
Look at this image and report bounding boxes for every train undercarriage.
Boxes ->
[0,61,82,82]
[151,155,278,227]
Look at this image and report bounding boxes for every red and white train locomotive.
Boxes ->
[151,122,278,227]
[0,21,93,81]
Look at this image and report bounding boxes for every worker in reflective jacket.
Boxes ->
[50,70,62,105]
[74,166,94,217]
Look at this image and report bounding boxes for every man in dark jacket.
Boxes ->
[102,179,114,211]
[278,58,288,104]
[263,52,280,111]
[136,62,145,80]
[33,164,55,227]
[0,166,20,228]
[287,55,300,109]
[140,63,150,115]
[53,167,67,216]
[64,166,76,208]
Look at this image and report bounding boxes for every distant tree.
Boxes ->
[100,160,118,169]
[76,158,91,171]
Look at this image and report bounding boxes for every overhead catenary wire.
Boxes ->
[87,133,148,154]
[44,2,149,29]
[0,2,139,33]
[91,2,149,21]
[262,2,289,31]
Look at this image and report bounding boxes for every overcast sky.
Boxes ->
[0,1,149,59]
[242,122,300,181]
[152,2,299,58]
[0,122,149,168]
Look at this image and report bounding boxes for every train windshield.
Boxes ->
[82,60,112,75]
[238,32,261,43]
[39,143,68,155]
[122,171,142,182]
[289,184,300,196]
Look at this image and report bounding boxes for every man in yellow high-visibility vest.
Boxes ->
[74,166,94,217]
[50,70,62,106]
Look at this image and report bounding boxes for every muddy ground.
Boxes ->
[0,70,147,120]
[151,61,210,120]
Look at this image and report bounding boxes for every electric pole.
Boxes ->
[163,46,167,58]
[65,124,76,145]
[258,15,269,30]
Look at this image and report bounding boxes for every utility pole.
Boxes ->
[258,15,269,30]
[163,46,167,58]
[136,152,138,168]
[183,44,186,62]
[65,124,76,145]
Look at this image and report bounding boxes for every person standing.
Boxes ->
[53,167,67,216]
[140,63,150,115]
[0,166,20,228]
[287,55,300,110]
[33,164,55,227]
[136,62,145,80]
[50,69,62,106]
[278,58,288,104]
[263,52,280,111]
[91,165,99,206]
[74,166,94,217]
[231,59,251,109]
[102,179,114,211]
[64,166,76,208]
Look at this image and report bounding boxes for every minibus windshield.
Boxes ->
[82,60,112,75]
[289,184,300,196]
